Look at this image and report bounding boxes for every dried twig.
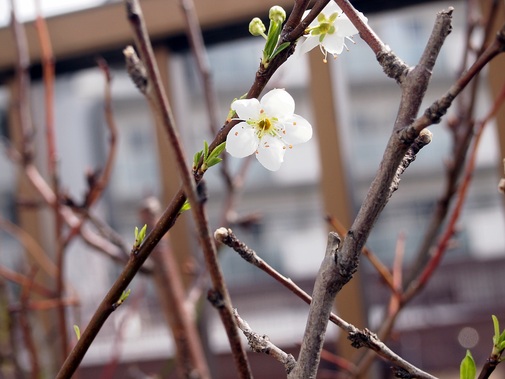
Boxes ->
[233,308,297,374]
[216,227,436,379]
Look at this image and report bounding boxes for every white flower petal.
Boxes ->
[322,2,343,15]
[335,17,359,37]
[226,122,259,158]
[280,115,313,145]
[322,33,345,55]
[231,98,261,121]
[298,35,321,55]
[261,89,295,118]
[256,134,286,171]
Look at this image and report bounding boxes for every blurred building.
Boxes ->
[0,0,505,378]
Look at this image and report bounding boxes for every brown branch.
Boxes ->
[404,80,505,302]
[356,77,505,379]
[33,1,69,359]
[179,0,240,225]
[286,0,329,41]
[289,8,453,379]
[407,12,505,285]
[334,0,409,84]
[82,59,118,209]
[56,0,316,376]
[18,268,40,379]
[0,215,57,277]
[8,0,34,162]
[9,297,79,312]
[233,308,297,374]
[125,0,252,376]
[141,198,211,379]
[215,227,436,379]
[0,265,54,298]
[326,216,397,294]
[0,277,23,379]
[404,23,505,139]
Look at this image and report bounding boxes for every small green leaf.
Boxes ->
[206,157,222,168]
[207,142,226,160]
[138,224,147,243]
[73,325,81,340]
[193,150,203,168]
[203,140,209,159]
[498,340,505,351]
[460,350,476,379]
[179,200,191,213]
[118,289,131,305]
[133,224,147,249]
[270,41,290,60]
[493,315,500,344]
[264,21,281,59]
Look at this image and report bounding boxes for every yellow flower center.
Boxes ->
[258,118,272,132]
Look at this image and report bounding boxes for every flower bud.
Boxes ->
[249,17,266,37]
[269,6,286,24]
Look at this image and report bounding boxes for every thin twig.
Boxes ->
[0,265,54,298]
[82,59,118,209]
[233,308,297,374]
[355,78,505,379]
[8,0,34,162]
[57,0,317,375]
[407,4,504,284]
[33,0,69,359]
[334,0,409,84]
[404,23,505,139]
[141,197,211,379]
[179,0,239,226]
[215,227,436,379]
[404,80,505,302]
[0,216,57,277]
[18,268,40,379]
[125,1,252,377]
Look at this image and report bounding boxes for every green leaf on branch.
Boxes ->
[179,199,191,214]
[116,289,131,307]
[203,140,210,159]
[134,224,147,249]
[491,315,505,356]
[493,315,500,344]
[270,41,291,60]
[207,142,226,161]
[73,325,81,340]
[460,350,476,379]
[193,149,203,170]
[264,21,280,59]
[195,141,226,173]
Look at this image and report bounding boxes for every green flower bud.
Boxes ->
[249,17,266,37]
[269,6,286,24]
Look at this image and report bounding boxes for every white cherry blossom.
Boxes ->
[226,89,312,171]
[299,2,367,62]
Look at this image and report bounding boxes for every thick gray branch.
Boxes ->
[289,8,454,379]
